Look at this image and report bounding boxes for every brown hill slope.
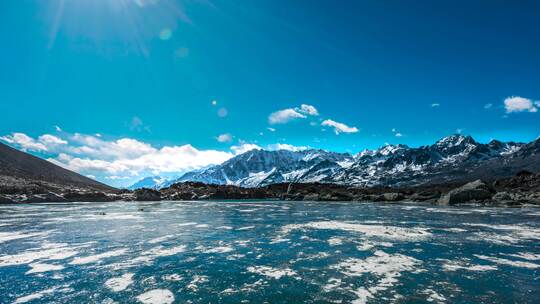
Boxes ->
[0,142,114,191]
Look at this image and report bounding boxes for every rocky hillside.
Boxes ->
[138,170,540,206]
[0,142,115,202]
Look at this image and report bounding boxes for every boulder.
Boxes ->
[134,188,161,201]
[380,192,404,202]
[303,194,320,201]
[438,180,493,205]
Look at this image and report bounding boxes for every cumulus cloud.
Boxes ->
[504,96,538,113]
[321,119,359,134]
[0,133,48,152]
[297,104,319,116]
[484,103,493,109]
[68,134,156,160]
[38,134,67,145]
[216,133,233,143]
[395,133,403,137]
[431,103,440,107]
[3,131,235,186]
[266,143,308,151]
[268,108,306,124]
[230,143,261,155]
[267,127,276,132]
[105,176,131,180]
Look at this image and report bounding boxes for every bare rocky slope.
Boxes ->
[0,142,116,203]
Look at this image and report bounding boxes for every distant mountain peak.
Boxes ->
[435,134,476,147]
[128,175,168,190]
[169,134,537,188]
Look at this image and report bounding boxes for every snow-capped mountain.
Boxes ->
[332,135,524,186]
[134,134,535,189]
[127,176,168,190]
[170,149,354,187]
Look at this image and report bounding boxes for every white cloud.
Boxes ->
[391,128,402,137]
[105,175,131,180]
[51,144,233,178]
[230,143,261,155]
[54,125,62,132]
[297,104,319,116]
[504,96,538,113]
[216,133,233,143]
[484,103,493,109]
[431,103,440,107]
[266,143,308,151]
[267,127,276,132]
[0,133,48,152]
[268,109,306,124]
[67,134,156,160]
[321,119,359,134]
[38,134,67,145]
[4,131,235,187]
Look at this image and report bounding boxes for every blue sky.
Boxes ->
[1,0,539,186]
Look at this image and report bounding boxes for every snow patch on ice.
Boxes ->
[69,248,128,265]
[26,263,64,274]
[474,254,540,269]
[331,250,421,304]
[136,289,174,304]
[0,243,79,267]
[105,273,134,292]
[203,246,234,254]
[281,221,431,241]
[247,265,297,279]
[0,231,50,243]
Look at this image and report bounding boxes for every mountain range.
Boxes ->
[130,134,540,189]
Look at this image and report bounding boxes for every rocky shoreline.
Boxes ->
[1,171,539,207]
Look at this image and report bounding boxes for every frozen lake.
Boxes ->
[0,200,539,303]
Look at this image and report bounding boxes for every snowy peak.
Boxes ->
[128,176,168,190]
[435,134,476,147]
[152,134,536,189]
[172,148,352,187]
[377,144,409,156]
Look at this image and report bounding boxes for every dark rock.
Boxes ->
[380,192,404,201]
[134,188,161,201]
[303,194,320,201]
[64,191,114,202]
[438,180,493,205]
[0,195,14,204]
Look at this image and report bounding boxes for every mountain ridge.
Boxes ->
[129,134,536,189]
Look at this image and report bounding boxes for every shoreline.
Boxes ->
[2,170,539,207]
